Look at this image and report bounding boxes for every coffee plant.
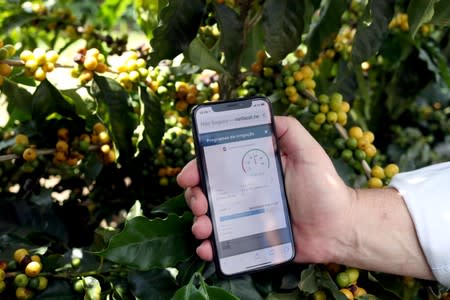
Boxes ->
[0,0,450,299]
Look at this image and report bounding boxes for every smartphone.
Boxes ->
[191,96,295,277]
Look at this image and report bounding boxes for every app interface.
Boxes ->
[195,100,292,268]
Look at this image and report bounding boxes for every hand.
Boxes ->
[176,116,355,264]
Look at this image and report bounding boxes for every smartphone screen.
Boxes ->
[191,97,295,276]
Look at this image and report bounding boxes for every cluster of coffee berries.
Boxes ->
[335,268,367,299]
[334,25,356,56]
[0,248,48,299]
[72,48,107,84]
[155,128,194,186]
[20,48,59,81]
[336,126,377,164]
[308,93,350,131]
[174,82,199,113]
[388,13,409,32]
[368,163,400,188]
[91,122,116,165]
[0,40,16,85]
[115,51,148,91]
[52,128,83,166]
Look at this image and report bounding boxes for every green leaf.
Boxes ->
[152,193,189,216]
[98,214,195,270]
[420,43,450,87]
[139,86,165,149]
[241,20,265,69]
[265,290,300,300]
[134,0,169,36]
[407,0,437,38]
[128,269,178,300]
[31,79,77,122]
[430,1,450,26]
[299,265,346,300]
[60,88,94,118]
[35,279,77,300]
[92,74,137,159]
[263,0,305,62]
[306,0,348,62]
[215,276,264,300]
[352,0,394,65]
[0,78,33,123]
[0,13,39,34]
[172,272,239,300]
[99,0,133,28]
[149,0,206,65]
[214,3,243,75]
[184,37,226,73]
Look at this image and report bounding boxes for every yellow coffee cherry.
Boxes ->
[25,261,42,277]
[368,177,383,188]
[385,164,400,178]
[23,148,37,161]
[14,248,29,263]
[348,126,363,139]
[56,140,69,153]
[34,67,46,81]
[362,131,375,143]
[15,134,29,145]
[339,288,354,299]
[93,122,107,134]
[371,165,385,179]
[364,144,377,158]
[57,128,69,140]
[0,63,12,76]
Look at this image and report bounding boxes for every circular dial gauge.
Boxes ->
[241,149,270,175]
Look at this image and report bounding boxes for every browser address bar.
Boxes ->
[197,109,269,134]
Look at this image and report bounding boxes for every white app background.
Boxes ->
[204,135,287,242]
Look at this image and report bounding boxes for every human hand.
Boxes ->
[177,116,355,264]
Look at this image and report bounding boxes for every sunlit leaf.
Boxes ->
[407,0,437,37]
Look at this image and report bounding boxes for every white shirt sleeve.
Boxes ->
[389,162,450,288]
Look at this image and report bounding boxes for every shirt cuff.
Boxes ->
[389,162,450,288]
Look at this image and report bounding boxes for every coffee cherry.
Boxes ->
[313,290,326,300]
[346,268,359,284]
[336,271,351,288]
[339,288,354,299]
[348,126,363,139]
[384,164,400,178]
[14,273,29,287]
[368,177,383,188]
[14,248,29,263]
[73,279,84,293]
[23,148,37,161]
[353,286,367,297]
[25,261,42,277]
[0,269,5,281]
[0,260,7,271]
[16,287,34,300]
[0,280,5,293]
[371,166,385,179]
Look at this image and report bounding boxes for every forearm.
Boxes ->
[334,188,434,280]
